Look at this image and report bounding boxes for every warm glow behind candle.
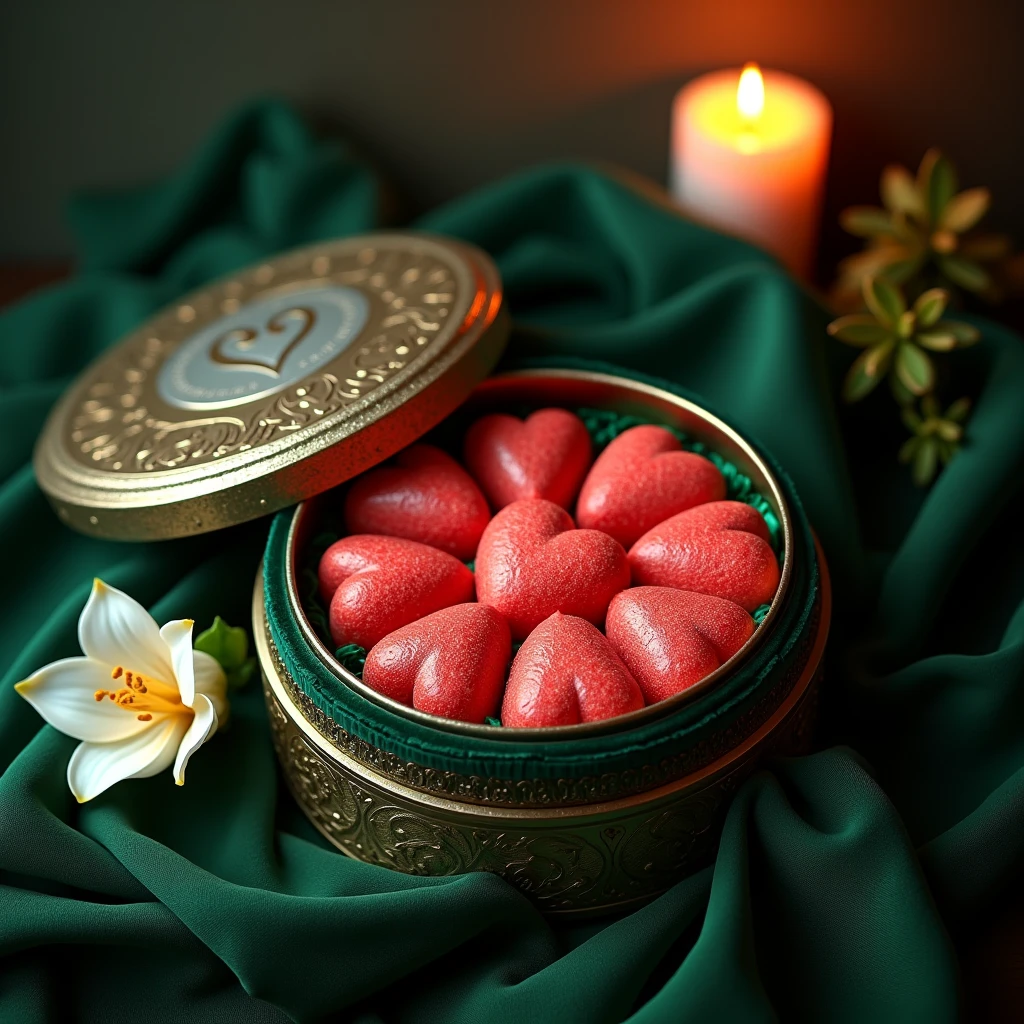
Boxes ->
[670,67,833,279]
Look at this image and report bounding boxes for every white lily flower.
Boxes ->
[15,579,228,802]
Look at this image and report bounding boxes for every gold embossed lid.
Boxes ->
[35,233,509,540]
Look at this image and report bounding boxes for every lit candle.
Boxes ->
[670,64,833,279]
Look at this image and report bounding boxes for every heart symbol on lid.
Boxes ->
[319,535,475,650]
[628,500,779,612]
[363,604,511,723]
[502,612,645,727]
[344,444,490,561]
[576,425,726,547]
[463,408,593,510]
[475,499,631,640]
[209,305,317,376]
[606,587,754,703]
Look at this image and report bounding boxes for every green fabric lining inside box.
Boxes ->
[262,359,819,779]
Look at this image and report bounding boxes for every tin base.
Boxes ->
[258,538,829,916]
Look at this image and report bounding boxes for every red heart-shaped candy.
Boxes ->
[475,499,631,639]
[502,612,645,727]
[576,425,726,547]
[343,444,490,560]
[606,587,754,703]
[463,408,592,510]
[628,500,779,611]
[363,604,511,723]
[319,535,475,650]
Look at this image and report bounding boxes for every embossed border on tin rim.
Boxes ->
[284,368,796,740]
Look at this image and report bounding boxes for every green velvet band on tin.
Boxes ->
[262,359,819,780]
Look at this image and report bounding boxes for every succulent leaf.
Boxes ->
[881,165,924,217]
[934,319,980,345]
[827,315,892,346]
[899,435,920,463]
[864,276,906,326]
[841,206,897,237]
[896,394,969,488]
[885,256,926,284]
[946,397,971,421]
[901,407,923,432]
[940,187,991,233]
[895,343,935,395]
[920,149,958,224]
[843,344,892,402]
[912,288,948,327]
[912,441,938,486]
[937,255,992,293]
[915,330,959,352]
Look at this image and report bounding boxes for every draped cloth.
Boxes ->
[2,99,1022,1022]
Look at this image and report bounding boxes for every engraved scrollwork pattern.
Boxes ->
[267,675,763,912]
[69,246,461,472]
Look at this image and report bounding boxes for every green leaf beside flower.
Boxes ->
[195,616,256,690]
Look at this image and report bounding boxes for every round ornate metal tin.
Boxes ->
[258,367,831,916]
[34,233,508,540]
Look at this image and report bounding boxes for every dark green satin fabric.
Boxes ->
[3,98,1023,1022]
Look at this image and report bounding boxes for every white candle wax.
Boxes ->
[670,66,833,280]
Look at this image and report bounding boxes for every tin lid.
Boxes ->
[34,233,509,540]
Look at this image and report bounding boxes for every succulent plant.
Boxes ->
[899,395,970,486]
[834,149,1012,307]
[828,277,979,404]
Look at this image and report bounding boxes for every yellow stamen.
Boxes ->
[102,667,187,721]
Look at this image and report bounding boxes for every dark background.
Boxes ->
[2,0,1022,286]
[0,2,1023,1017]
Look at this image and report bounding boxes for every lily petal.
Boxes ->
[15,657,155,743]
[159,618,196,707]
[79,580,172,683]
[67,716,189,802]
[172,693,218,786]
[193,649,229,724]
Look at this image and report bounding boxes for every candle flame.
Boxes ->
[737,63,765,121]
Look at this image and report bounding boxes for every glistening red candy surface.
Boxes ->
[319,535,474,650]
[606,587,754,703]
[343,444,490,560]
[576,425,726,547]
[628,500,779,611]
[502,612,645,727]
[362,604,510,723]
[475,498,631,640]
[463,408,592,510]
